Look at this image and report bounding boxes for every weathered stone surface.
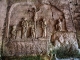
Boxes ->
[35,4,68,39]
[1,0,80,57]
[0,0,7,57]
[51,32,78,50]
[3,40,47,56]
[71,0,80,48]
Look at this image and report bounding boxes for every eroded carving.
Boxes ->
[4,2,69,56]
[7,3,36,40]
[35,4,67,38]
[11,25,17,39]
[51,32,78,49]
[21,18,28,38]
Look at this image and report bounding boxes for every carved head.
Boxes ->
[12,25,16,30]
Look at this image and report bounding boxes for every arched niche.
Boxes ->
[7,2,36,39]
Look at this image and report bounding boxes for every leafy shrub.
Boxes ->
[52,46,80,58]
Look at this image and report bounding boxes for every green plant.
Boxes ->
[2,55,44,60]
[54,46,80,58]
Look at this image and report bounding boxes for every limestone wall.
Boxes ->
[0,0,80,56]
[0,0,7,56]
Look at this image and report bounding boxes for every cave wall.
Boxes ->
[0,0,7,56]
[72,0,80,48]
[0,0,80,56]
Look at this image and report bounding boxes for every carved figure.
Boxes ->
[21,18,28,38]
[58,19,67,31]
[31,25,35,38]
[21,6,35,38]
[43,20,47,37]
[11,25,17,39]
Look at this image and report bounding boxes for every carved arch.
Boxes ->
[6,2,36,38]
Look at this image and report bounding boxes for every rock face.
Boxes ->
[51,32,78,50]
[1,0,79,56]
[0,0,7,56]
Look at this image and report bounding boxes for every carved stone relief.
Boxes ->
[3,1,75,56]
[6,3,36,40]
[35,4,67,38]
